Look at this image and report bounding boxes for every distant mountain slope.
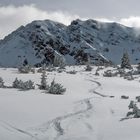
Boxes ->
[0,19,140,67]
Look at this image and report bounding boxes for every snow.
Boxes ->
[0,66,140,140]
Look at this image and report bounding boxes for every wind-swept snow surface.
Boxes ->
[0,66,140,140]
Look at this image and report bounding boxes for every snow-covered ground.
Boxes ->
[0,66,140,140]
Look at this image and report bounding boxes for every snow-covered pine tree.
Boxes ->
[12,78,22,88]
[48,79,66,94]
[18,65,31,73]
[137,62,140,71]
[12,78,35,90]
[22,80,35,90]
[121,52,132,69]
[0,77,4,88]
[128,100,134,109]
[85,64,92,71]
[39,70,49,90]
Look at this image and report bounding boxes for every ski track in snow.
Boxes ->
[27,76,102,139]
[0,121,39,140]
[89,79,107,97]
[0,74,105,140]
[29,98,93,140]
[87,77,113,98]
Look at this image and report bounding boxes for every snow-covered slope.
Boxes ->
[0,66,140,140]
[0,19,140,67]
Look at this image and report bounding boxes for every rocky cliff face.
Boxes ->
[0,19,140,67]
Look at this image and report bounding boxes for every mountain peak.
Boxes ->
[0,19,140,67]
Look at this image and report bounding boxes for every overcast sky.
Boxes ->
[0,0,140,38]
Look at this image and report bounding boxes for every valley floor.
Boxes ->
[0,66,140,140]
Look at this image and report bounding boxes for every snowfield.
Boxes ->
[0,66,140,140]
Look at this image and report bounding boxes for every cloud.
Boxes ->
[119,16,140,28]
[0,4,80,39]
[1,4,140,39]
[96,16,140,28]
[95,18,114,23]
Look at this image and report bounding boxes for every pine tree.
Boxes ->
[121,52,132,69]
[39,70,48,90]
[18,65,31,73]
[12,78,22,88]
[22,80,35,90]
[12,78,35,90]
[137,62,140,71]
[85,65,92,71]
[0,77,4,88]
[48,79,66,94]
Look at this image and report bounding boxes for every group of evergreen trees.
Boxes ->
[0,77,35,90]
[0,66,66,94]
[0,51,138,92]
[38,68,66,94]
[13,78,35,90]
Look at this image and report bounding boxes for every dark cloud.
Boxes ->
[0,0,140,19]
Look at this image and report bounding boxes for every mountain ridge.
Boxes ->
[0,19,140,67]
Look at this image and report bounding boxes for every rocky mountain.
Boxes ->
[0,19,140,67]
